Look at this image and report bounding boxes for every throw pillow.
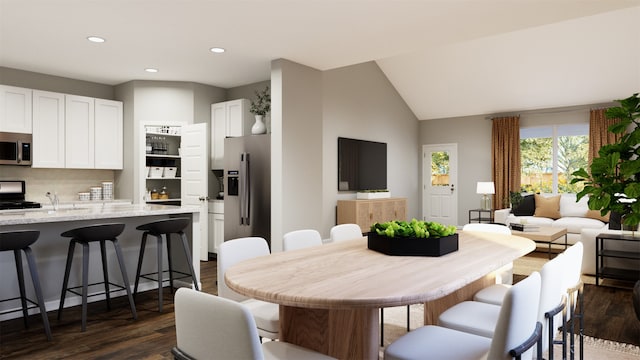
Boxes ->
[512,194,535,216]
[534,194,561,219]
[586,209,610,222]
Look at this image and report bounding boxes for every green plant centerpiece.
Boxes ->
[249,86,271,116]
[371,219,456,238]
[571,93,640,228]
[368,219,458,256]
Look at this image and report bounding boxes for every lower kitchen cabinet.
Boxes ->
[208,200,224,254]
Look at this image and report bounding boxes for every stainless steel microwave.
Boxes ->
[0,132,32,166]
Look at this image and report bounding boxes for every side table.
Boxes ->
[468,209,494,224]
[595,233,640,286]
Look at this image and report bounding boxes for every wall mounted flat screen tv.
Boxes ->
[338,137,387,191]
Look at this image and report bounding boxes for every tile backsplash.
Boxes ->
[0,166,115,204]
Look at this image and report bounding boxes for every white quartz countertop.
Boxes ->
[0,204,200,226]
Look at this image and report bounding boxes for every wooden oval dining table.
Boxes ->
[225,231,535,360]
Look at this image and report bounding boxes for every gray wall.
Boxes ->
[0,66,114,99]
[270,59,324,251]
[322,62,420,234]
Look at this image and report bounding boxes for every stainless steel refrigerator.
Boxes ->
[224,134,271,245]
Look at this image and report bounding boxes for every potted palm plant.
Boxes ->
[571,93,640,230]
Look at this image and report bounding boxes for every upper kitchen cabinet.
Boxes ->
[32,90,65,168]
[30,89,123,170]
[210,99,252,169]
[94,99,123,169]
[0,85,32,134]
[65,95,95,169]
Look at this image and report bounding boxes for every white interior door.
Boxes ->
[423,143,458,226]
[181,123,209,260]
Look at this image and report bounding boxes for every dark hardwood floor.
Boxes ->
[1,256,638,359]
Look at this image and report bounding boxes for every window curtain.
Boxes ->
[589,108,621,164]
[492,116,521,209]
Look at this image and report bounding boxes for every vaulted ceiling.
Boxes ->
[1,0,639,120]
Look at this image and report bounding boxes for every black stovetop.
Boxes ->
[0,200,42,210]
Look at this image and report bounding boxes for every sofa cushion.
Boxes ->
[553,217,606,234]
[586,209,611,223]
[512,194,535,216]
[560,194,589,218]
[534,194,561,219]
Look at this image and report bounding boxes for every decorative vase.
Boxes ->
[251,115,266,134]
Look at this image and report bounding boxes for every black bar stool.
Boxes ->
[0,230,52,340]
[57,223,137,331]
[133,217,199,312]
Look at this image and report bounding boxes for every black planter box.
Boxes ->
[367,232,459,256]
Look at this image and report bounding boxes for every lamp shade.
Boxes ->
[476,181,495,194]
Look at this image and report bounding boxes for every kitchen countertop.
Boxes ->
[0,203,200,226]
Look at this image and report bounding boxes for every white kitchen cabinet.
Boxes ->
[0,85,32,134]
[32,90,65,168]
[94,99,123,169]
[210,99,252,169]
[65,94,95,169]
[208,200,224,254]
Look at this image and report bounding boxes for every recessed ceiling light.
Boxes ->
[210,47,225,53]
[145,68,159,73]
[87,36,105,43]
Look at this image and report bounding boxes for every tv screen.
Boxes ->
[338,137,387,191]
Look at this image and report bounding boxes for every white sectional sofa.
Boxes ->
[493,193,628,275]
[495,193,609,246]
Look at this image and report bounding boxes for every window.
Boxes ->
[520,124,588,194]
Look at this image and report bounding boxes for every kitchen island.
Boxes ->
[0,203,201,321]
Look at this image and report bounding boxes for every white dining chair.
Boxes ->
[562,241,584,360]
[329,223,362,242]
[283,229,323,251]
[438,252,566,359]
[217,237,280,340]
[384,272,542,360]
[172,288,336,360]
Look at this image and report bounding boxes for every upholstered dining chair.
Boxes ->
[562,241,584,360]
[283,229,323,251]
[329,223,362,242]
[217,237,279,340]
[438,252,566,359]
[172,288,336,360]
[384,272,543,360]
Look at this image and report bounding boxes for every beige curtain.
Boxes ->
[589,108,621,164]
[492,116,521,209]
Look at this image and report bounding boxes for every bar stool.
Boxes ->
[0,230,52,340]
[57,223,137,331]
[133,217,199,312]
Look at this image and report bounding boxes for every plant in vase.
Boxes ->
[249,85,270,134]
[571,93,640,232]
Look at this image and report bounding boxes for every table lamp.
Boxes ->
[476,181,495,210]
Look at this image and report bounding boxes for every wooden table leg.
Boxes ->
[423,273,495,325]
[280,305,380,359]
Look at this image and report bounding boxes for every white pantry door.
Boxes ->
[181,123,209,260]
[422,144,458,226]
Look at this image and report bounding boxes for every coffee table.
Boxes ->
[510,226,568,259]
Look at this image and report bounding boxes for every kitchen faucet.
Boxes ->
[46,192,59,211]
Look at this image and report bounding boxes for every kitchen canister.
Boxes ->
[78,192,90,201]
[90,186,102,201]
[102,182,114,200]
